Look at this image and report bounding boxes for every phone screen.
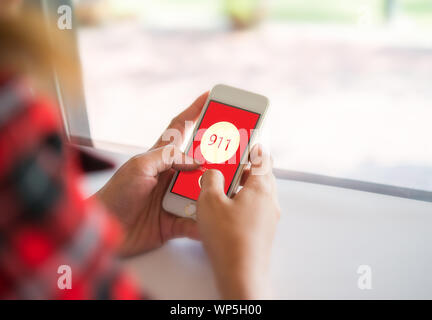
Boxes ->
[171,100,261,200]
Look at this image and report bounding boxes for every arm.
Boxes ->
[0,80,142,299]
[197,145,280,299]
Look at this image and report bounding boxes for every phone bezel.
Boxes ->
[162,84,269,218]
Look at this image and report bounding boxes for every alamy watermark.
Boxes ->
[357,264,372,290]
[57,5,72,30]
[57,264,72,290]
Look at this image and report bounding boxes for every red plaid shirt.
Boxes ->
[0,74,143,299]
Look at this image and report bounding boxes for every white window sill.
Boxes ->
[81,147,432,299]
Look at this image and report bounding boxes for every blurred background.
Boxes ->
[73,0,432,192]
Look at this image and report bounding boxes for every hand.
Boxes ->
[196,145,280,299]
[95,92,208,256]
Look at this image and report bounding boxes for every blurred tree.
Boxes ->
[224,0,267,29]
[74,0,119,26]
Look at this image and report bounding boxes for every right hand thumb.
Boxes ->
[200,169,226,197]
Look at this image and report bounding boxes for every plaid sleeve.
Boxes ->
[0,75,145,299]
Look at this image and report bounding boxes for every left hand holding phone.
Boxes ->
[94,92,208,256]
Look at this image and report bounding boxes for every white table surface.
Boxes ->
[81,148,432,299]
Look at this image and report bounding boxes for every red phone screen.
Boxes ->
[171,100,260,200]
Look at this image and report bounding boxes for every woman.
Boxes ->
[0,5,280,299]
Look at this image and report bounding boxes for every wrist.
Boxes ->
[216,266,271,299]
[94,186,121,221]
[209,245,272,299]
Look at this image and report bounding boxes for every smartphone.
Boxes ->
[162,84,269,219]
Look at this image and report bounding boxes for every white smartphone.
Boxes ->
[162,84,269,219]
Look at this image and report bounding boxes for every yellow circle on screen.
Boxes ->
[200,121,241,164]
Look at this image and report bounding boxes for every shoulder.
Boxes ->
[0,74,63,178]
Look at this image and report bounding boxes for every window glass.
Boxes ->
[75,0,432,192]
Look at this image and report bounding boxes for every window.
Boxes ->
[57,0,432,196]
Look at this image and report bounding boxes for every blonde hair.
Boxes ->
[0,8,79,93]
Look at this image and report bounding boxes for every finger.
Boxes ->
[199,169,227,199]
[242,144,275,194]
[134,145,201,176]
[239,168,250,186]
[170,217,201,241]
[152,91,209,149]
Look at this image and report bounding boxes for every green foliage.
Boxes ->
[147,0,432,26]
[269,0,432,25]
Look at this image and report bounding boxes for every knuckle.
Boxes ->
[169,116,183,129]
[129,155,143,168]
[128,156,150,175]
